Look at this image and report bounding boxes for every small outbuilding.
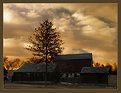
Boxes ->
[80,67,110,84]
[12,62,60,83]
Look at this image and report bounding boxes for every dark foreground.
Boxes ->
[4,75,117,89]
[4,82,116,89]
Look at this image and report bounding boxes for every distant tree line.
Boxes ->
[93,62,117,75]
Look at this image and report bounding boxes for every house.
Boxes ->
[12,62,60,83]
[54,53,93,78]
[80,67,110,84]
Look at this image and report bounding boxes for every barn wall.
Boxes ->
[58,59,92,73]
[13,72,60,82]
[80,73,108,84]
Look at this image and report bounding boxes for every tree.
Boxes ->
[93,62,101,67]
[3,56,10,70]
[26,20,63,84]
[3,57,22,70]
[105,63,113,73]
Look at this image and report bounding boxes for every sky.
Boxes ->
[3,3,118,65]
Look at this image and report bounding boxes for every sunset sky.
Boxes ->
[3,3,118,65]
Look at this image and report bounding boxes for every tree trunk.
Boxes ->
[45,33,48,85]
[45,54,47,85]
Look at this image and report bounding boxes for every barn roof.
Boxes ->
[14,63,56,72]
[81,67,110,74]
[54,53,92,61]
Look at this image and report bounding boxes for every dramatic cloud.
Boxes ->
[3,3,117,64]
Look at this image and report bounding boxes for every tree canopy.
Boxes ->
[26,20,63,63]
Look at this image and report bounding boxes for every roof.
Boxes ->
[14,63,56,72]
[54,53,92,61]
[81,67,110,74]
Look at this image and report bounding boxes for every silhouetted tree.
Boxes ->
[105,63,113,73]
[93,62,117,74]
[26,20,63,84]
[101,64,104,67]
[93,62,101,67]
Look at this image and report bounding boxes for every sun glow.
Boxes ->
[4,10,13,23]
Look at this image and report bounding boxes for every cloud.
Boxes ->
[66,3,117,22]
[96,16,116,28]
[3,38,32,58]
[3,3,118,64]
[3,23,33,39]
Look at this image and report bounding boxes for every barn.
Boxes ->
[53,53,93,83]
[54,53,93,77]
[12,62,60,83]
[80,67,110,84]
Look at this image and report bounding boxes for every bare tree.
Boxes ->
[3,57,22,70]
